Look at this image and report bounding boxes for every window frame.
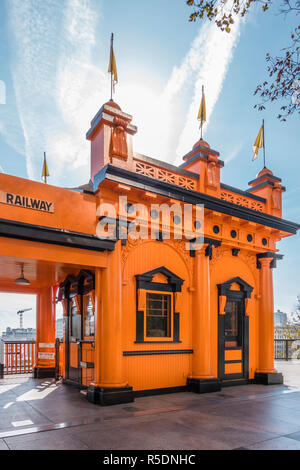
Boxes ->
[224,298,243,348]
[144,290,174,341]
[135,266,184,344]
[82,291,95,339]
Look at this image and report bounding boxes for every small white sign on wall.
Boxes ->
[38,352,55,360]
[39,343,55,349]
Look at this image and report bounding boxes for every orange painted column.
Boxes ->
[88,241,133,405]
[257,258,276,373]
[34,286,56,378]
[191,246,213,378]
[91,267,102,387]
[187,244,221,393]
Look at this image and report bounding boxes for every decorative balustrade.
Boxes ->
[133,160,197,190]
[133,160,266,213]
[220,191,265,212]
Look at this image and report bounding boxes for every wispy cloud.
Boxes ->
[52,0,107,175]
[0,81,6,104]
[125,12,243,165]
[8,0,65,179]
[7,0,105,184]
[171,19,242,163]
[4,0,243,184]
[223,142,244,164]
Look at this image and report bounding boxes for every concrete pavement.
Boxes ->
[0,361,300,450]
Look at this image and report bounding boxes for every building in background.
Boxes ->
[274,309,287,327]
[1,327,36,341]
[274,310,300,360]
[56,318,63,340]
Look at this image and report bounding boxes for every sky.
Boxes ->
[0,0,299,331]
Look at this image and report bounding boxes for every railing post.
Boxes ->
[0,340,4,378]
[55,338,60,381]
[286,340,289,361]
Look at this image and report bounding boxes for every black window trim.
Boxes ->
[135,266,184,343]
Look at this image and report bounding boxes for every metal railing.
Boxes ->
[1,340,36,374]
[275,339,300,361]
[55,338,64,380]
[0,340,4,378]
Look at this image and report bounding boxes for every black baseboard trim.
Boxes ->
[62,379,87,390]
[187,378,222,394]
[221,379,249,387]
[33,367,56,379]
[134,386,187,398]
[87,385,134,406]
[254,372,284,385]
[0,364,3,379]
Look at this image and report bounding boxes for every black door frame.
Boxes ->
[67,295,82,384]
[218,292,249,380]
[59,271,95,385]
[217,277,253,382]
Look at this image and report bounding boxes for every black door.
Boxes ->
[218,293,249,381]
[66,296,82,384]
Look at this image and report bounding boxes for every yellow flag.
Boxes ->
[42,152,49,184]
[108,33,118,92]
[252,124,264,161]
[197,86,206,129]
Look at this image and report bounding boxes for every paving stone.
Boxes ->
[245,436,300,450]
[284,431,300,442]
[0,401,52,431]
[0,438,9,450]
[0,360,300,450]
[5,428,90,450]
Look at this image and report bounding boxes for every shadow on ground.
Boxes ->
[0,361,300,450]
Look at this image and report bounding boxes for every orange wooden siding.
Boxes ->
[121,239,192,391]
[81,343,94,387]
[124,354,192,391]
[69,343,78,368]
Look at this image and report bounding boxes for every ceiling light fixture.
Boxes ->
[14,264,30,286]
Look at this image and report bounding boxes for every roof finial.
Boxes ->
[197,85,206,140]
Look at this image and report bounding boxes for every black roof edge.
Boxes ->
[247,181,286,193]
[182,142,220,160]
[179,152,225,169]
[92,164,110,192]
[0,218,116,252]
[248,173,282,186]
[102,164,300,234]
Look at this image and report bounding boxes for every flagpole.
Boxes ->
[111,71,113,101]
[44,152,47,184]
[110,33,114,101]
[200,85,204,140]
[262,119,266,168]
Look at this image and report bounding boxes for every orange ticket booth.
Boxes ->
[0,98,299,406]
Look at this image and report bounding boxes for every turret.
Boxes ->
[179,138,224,197]
[247,167,285,218]
[86,100,137,182]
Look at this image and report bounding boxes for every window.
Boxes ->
[135,266,184,343]
[84,294,95,337]
[224,300,240,347]
[146,293,171,338]
[70,297,81,339]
